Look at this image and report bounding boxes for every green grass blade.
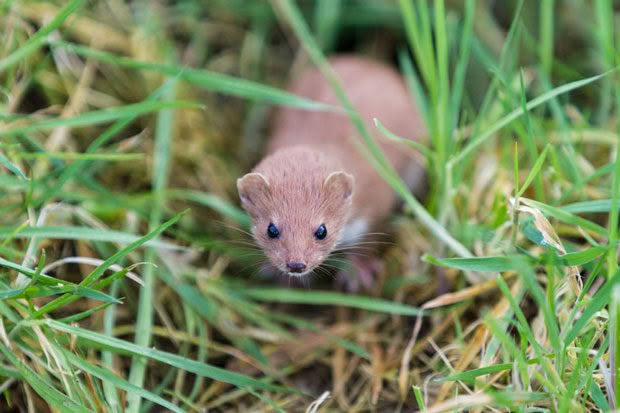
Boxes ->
[517,262,562,355]
[0,152,27,179]
[539,0,555,76]
[242,288,423,316]
[519,198,608,236]
[518,69,545,201]
[449,0,475,135]
[496,275,556,386]
[398,49,429,126]
[0,342,93,413]
[32,210,186,317]
[544,247,607,266]
[58,302,115,324]
[424,254,530,272]
[436,363,512,383]
[563,199,620,214]
[34,77,175,206]
[452,70,613,165]
[0,256,79,286]
[594,0,615,125]
[589,381,611,412]
[0,0,85,72]
[607,135,620,276]
[607,116,620,404]
[156,270,218,321]
[53,40,339,111]
[398,0,434,98]
[433,0,450,163]
[166,189,250,227]
[128,75,177,413]
[484,314,530,391]
[560,331,594,412]
[0,226,184,250]
[59,347,184,413]
[15,152,143,161]
[44,320,295,393]
[412,385,426,412]
[15,285,120,303]
[0,101,202,138]
[577,333,609,397]
[0,287,25,300]
[313,0,341,52]
[0,256,122,303]
[373,118,433,158]
[516,144,550,197]
[514,141,519,196]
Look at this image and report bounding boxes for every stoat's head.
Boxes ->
[237,160,353,276]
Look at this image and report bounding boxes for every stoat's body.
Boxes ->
[237,56,425,276]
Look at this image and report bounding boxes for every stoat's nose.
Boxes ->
[286,262,307,273]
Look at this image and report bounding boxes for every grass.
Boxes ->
[0,0,619,411]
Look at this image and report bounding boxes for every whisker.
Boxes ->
[229,250,263,257]
[318,261,343,269]
[332,246,375,253]
[319,265,345,273]
[330,251,371,258]
[315,266,333,278]
[332,249,373,255]
[238,260,269,273]
[253,262,279,277]
[310,268,327,280]
[337,241,385,247]
[349,232,391,239]
[224,239,259,247]
[334,244,375,249]
[232,254,266,261]
[212,220,254,236]
[229,248,265,256]
[323,258,350,265]
[344,241,394,246]
[229,251,265,258]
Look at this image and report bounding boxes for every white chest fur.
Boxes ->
[338,218,369,247]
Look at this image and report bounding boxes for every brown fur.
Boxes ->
[237,55,426,275]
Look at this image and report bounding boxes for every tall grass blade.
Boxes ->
[0,152,27,179]
[0,101,202,137]
[0,342,93,412]
[127,76,177,412]
[31,210,186,316]
[45,320,294,392]
[452,71,612,165]
[53,41,340,111]
[242,288,423,316]
[516,144,550,197]
[0,0,85,72]
[59,347,184,413]
[0,226,184,250]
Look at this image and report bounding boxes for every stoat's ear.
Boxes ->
[237,172,270,208]
[324,171,354,202]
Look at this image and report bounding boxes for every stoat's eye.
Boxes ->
[314,224,327,240]
[267,223,280,239]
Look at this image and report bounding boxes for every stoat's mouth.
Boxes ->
[286,269,312,277]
